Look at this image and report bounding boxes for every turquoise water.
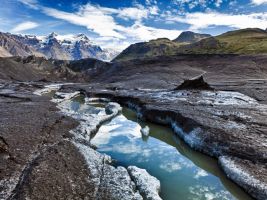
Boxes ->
[69,96,253,200]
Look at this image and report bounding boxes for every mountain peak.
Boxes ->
[75,33,89,41]
[48,32,58,39]
[174,31,211,43]
[0,31,119,61]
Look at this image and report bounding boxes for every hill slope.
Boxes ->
[216,28,267,54]
[114,31,210,61]
[114,28,267,61]
[114,38,182,62]
[0,56,110,82]
[173,31,211,43]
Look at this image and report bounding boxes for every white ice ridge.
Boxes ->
[219,156,267,200]
[34,83,77,96]
[128,166,162,200]
[33,83,63,95]
[149,90,259,106]
[54,94,122,141]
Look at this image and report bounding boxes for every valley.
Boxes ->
[1,28,267,200]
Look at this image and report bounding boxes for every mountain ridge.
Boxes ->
[173,31,211,43]
[114,28,267,61]
[0,32,119,61]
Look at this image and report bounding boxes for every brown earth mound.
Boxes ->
[175,76,213,90]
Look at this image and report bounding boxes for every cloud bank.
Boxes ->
[251,0,267,5]
[163,12,267,30]
[11,21,39,32]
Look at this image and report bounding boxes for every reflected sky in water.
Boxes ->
[90,107,253,200]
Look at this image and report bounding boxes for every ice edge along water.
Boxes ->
[219,156,267,200]
[34,84,162,200]
[112,89,267,200]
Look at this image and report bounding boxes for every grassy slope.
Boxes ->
[114,28,267,61]
[216,28,267,54]
[114,38,186,61]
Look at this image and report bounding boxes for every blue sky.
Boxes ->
[1,0,267,50]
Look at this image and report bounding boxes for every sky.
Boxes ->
[0,0,267,50]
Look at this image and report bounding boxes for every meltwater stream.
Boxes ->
[69,94,252,200]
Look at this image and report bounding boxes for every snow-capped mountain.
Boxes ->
[0,32,119,61]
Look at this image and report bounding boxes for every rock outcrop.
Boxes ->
[175,76,213,90]
[173,31,211,43]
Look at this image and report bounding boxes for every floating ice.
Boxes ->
[141,126,150,136]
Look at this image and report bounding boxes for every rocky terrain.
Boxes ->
[0,56,111,82]
[0,81,162,200]
[0,32,118,61]
[0,50,267,199]
[56,53,267,199]
[68,81,267,200]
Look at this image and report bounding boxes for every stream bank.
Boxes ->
[40,84,255,200]
[60,83,267,200]
[0,82,161,200]
[35,84,162,200]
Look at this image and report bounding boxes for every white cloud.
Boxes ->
[94,37,131,51]
[121,22,182,41]
[214,0,223,7]
[18,0,39,9]
[251,0,267,5]
[11,21,39,32]
[159,162,182,173]
[172,0,208,9]
[43,5,125,39]
[117,5,159,21]
[194,169,208,179]
[41,3,181,45]
[145,0,158,5]
[117,5,150,21]
[165,12,267,30]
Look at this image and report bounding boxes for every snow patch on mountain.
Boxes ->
[0,32,119,61]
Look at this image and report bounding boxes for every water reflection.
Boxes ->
[90,107,253,200]
[63,96,253,200]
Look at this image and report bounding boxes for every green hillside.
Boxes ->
[114,38,183,62]
[114,28,267,62]
[216,28,267,54]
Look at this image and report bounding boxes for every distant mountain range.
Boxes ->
[114,28,267,61]
[0,32,119,61]
[2,28,267,63]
